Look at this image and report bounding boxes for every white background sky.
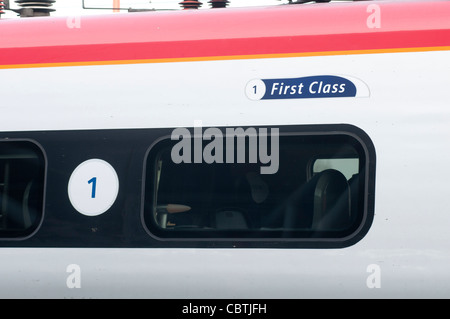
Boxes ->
[3,0,288,17]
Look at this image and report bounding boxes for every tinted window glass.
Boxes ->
[0,141,46,238]
[143,126,374,245]
[313,158,359,180]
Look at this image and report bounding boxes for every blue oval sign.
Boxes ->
[246,75,366,100]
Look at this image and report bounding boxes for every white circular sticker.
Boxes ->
[245,79,266,101]
[68,159,119,216]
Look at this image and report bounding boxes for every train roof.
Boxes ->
[1,0,450,68]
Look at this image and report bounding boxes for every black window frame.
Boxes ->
[141,124,376,248]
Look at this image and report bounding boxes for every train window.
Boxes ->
[0,141,46,239]
[142,125,375,247]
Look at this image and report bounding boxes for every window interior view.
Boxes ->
[144,133,366,239]
[0,141,45,238]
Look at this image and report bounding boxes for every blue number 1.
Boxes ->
[88,177,97,198]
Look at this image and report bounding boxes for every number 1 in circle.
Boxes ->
[88,177,97,198]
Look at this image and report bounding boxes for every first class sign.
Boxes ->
[246,75,370,100]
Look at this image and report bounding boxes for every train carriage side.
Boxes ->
[0,0,449,298]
